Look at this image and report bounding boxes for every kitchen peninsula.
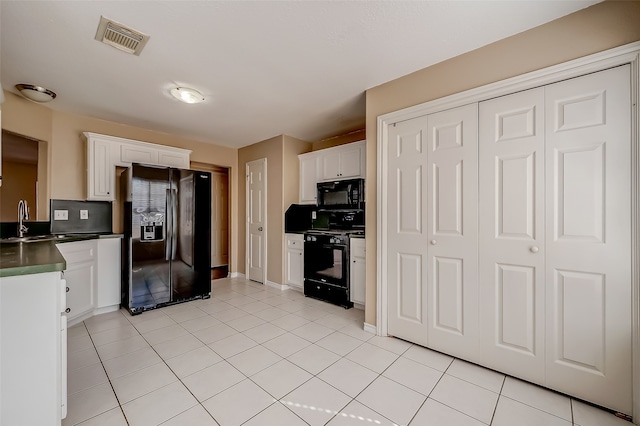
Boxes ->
[1,240,67,425]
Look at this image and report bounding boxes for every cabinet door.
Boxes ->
[544,65,631,414]
[158,150,190,168]
[299,155,320,204]
[120,143,158,164]
[426,104,479,360]
[64,260,96,321]
[386,116,429,346]
[337,146,362,178]
[88,138,114,200]
[97,238,121,308]
[321,151,341,180]
[350,239,366,306]
[286,248,304,289]
[479,88,546,383]
[57,241,97,323]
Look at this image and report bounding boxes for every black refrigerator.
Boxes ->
[121,163,211,315]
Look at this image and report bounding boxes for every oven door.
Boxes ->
[304,239,348,288]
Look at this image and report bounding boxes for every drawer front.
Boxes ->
[287,238,303,248]
[56,240,97,263]
[350,238,365,258]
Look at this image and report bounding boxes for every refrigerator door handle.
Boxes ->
[165,188,172,261]
[171,188,178,260]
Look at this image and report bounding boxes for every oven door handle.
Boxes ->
[322,244,347,249]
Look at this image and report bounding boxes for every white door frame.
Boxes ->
[377,41,640,419]
[246,158,267,285]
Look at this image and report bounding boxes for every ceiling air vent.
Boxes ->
[94,16,149,56]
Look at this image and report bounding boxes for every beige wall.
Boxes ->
[2,90,240,272]
[237,134,313,286]
[0,161,37,221]
[238,135,284,284]
[364,0,640,326]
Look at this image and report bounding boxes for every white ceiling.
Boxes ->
[0,1,600,149]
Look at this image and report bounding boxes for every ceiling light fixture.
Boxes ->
[15,84,57,103]
[170,87,205,104]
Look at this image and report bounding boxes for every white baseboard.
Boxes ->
[266,280,288,291]
[353,302,365,311]
[229,272,244,278]
[364,322,377,335]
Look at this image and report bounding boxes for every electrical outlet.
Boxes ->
[312,211,317,219]
[80,210,89,220]
[54,210,68,221]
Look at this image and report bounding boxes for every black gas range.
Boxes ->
[303,228,363,309]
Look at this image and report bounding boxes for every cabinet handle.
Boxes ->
[66,287,69,292]
[530,246,539,253]
[65,308,71,314]
[430,240,437,245]
[299,252,302,256]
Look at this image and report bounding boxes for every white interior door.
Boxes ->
[246,159,266,283]
[544,65,631,414]
[479,87,546,383]
[386,117,429,346]
[426,104,479,360]
[211,171,229,267]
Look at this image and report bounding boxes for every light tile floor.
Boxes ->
[64,277,631,426]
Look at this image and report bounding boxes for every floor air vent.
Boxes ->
[94,16,149,56]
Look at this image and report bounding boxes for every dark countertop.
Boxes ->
[0,233,123,278]
[0,241,66,278]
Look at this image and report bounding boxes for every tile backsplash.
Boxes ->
[50,199,112,234]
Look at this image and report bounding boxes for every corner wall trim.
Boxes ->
[266,280,288,291]
[364,322,377,335]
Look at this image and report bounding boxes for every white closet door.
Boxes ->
[544,65,631,414]
[426,104,479,359]
[479,88,546,383]
[387,117,429,346]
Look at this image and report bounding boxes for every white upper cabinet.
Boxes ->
[87,135,116,201]
[298,140,365,204]
[299,154,320,204]
[319,141,365,181]
[84,132,191,201]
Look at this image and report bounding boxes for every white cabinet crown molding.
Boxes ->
[82,132,192,160]
[83,132,192,200]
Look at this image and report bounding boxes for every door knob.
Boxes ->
[530,246,539,253]
[430,240,437,245]
[258,227,263,231]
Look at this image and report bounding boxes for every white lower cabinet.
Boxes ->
[383,66,632,414]
[1,271,67,424]
[349,237,366,306]
[96,238,122,310]
[285,233,304,290]
[57,240,97,324]
[57,238,122,325]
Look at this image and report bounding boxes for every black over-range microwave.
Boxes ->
[317,178,364,210]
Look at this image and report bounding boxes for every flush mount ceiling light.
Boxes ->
[170,87,205,104]
[15,84,57,103]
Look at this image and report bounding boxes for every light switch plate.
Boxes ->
[80,210,89,220]
[312,211,317,219]
[54,210,68,220]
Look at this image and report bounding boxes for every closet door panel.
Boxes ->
[426,104,479,359]
[387,117,429,346]
[545,65,631,414]
[479,87,546,383]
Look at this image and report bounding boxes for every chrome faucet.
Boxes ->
[17,199,29,238]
